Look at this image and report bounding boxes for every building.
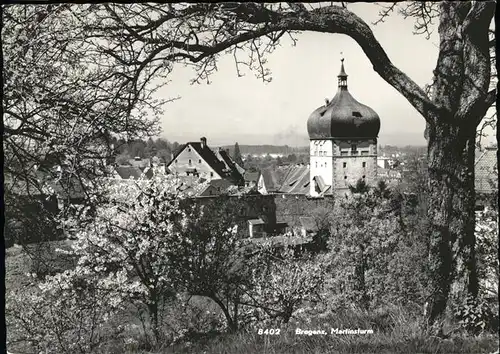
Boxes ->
[306,59,380,196]
[112,165,153,180]
[475,146,497,195]
[167,137,244,186]
[257,164,310,195]
[243,171,260,188]
[377,156,395,169]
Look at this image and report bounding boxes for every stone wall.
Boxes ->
[274,193,335,228]
[192,193,336,236]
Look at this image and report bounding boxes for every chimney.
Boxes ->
[200,137,207,149]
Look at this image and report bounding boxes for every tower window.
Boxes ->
[210,172,213,177]
[343,162,347,168]
[188,159,191,164]
[362,162,366,168]
[198,159,201,163]
[344,176,347,179]
[362,175,366,179]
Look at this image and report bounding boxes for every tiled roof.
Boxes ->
[52,178,87,200]
[171,142,244,185]
[259,165,310,194]
[278,165,310,194]
[215,148,245,185]
[115,166,144,179]
[244,171,260,183]
[260,166,290,192]
[475,147,497,193]
[5,170,87,200]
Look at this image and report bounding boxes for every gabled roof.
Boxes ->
[259,165,311,195]
[244,171,260,183]
[49,173,88,200]
[168,142,244,185]
[278,165,310,194]
[115,166,144,179]
[259,166,290,192]
[189,142,227,177]
[215,148,245,184]
[475,147,497,193]
[5,169,87,200]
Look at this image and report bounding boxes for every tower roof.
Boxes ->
[307,59,380,140]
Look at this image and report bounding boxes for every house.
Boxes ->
[377,156,394,169]
[377,168,402,186]
[475,146,497,194]
[113,165,146,180]
[167,137,244,186]
[243,171,260,188]
[257,164,310,195]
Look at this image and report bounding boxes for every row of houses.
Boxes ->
[6,137,497,245]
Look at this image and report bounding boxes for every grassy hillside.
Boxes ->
[6,243,499,354]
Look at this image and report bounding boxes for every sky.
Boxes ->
[156,2,495,147]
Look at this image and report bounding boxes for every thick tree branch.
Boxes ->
[472,89,498,127]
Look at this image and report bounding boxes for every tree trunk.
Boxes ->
[354,244,369,310]
[426,122,478,330]
[209,294,238,332]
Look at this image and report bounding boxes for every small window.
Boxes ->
[210,172,213,177]
[188,147,191,152]
[198,159,201,163]
[344,176,347,179]
[343,162,347,168]
[362,175,366,179]
[362,162,366,168]
[175,159,178,163]
[315,162,318,168]
[188,159,192,164]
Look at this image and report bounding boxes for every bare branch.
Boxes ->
[372,3,397,26]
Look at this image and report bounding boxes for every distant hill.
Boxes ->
[218,145,308,156]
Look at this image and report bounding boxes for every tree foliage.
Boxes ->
[233,142,244,167]
[3,1,497,332]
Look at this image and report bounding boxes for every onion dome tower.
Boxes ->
[307,58,380,196]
